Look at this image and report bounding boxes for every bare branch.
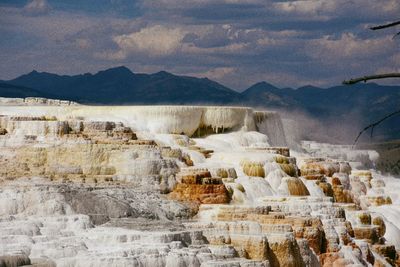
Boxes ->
[370,20,400,30]
[343,73,400,85]
[353,109,400,148]
[346,19,400,147]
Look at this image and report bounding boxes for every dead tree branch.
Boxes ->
[370,20,400,30]
[370,20,400,39]
[353,109,400,147]
[346,19,400,147]
[343,73,400,85]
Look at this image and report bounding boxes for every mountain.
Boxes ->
[240,81,400,141]
[241,81,298,108]
[0,82,57,99]
[2,66,400,141]
[7,66,239,104]
[241,81,400,120]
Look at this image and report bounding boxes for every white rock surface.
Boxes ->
[0,101,398,266]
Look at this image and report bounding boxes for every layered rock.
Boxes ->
[0,103,398,267]
[169,169,231,205]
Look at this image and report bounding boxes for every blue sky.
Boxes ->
[0,0,399,90]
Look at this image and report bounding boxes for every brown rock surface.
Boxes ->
[373,245,397,266]
[286,177,310,196]
[170,169,231,204]
[353,227,379,244]
[300,159,340,177]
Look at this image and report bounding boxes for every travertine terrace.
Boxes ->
[0,97,399,267]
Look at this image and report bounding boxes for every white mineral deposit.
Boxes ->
[0,98,399,266]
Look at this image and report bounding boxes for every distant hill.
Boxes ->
[241,81,298,108]
[0,82,56,99]
[242,81,400,118]
[6,66,239,104]
[2,66,400,142]
[242,81,400,141]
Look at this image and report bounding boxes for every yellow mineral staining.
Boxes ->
[334,187,353,203]
[267,236,305,267]
[0,137,180,191]
[279,163,297,177]
[353,227,379,244]
[275,156,289,164]
[351,170,373,188]
[173,135,196,147]
[236,183,245,193]
[228,235,269,261]
[300,159,341,177]
[366,196,392,206]
[352,170,372,179]
[317,182,334,198]
[212,167,237,179]
[181,153,193,166]
[175,138,187,147]
[294,225,327,254]
[372,216,386,237]
[241,160,265,178]
[161,147,182,159]
[358,212,372,225]
[202,204,327,263]
[188,145,214,158]
[0,105,398,267]
[211,168,237,181]
[216,168,228,178]
[345,221,354,238]
[303,174,325,181]
[286,177,310,196]
[275,155,298,176]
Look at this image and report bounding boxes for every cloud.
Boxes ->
[113,25,185,57]
[308,33,395,61]
[273,0,400,19]
[1,0,400,89]
[23,0,51,16]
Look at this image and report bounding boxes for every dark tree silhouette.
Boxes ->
[343,20,400,146]
[343,20,400,85]
[343,73,400,85]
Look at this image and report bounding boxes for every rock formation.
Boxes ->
[0,99,398,266]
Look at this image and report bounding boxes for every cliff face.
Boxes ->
[0,101,399,267]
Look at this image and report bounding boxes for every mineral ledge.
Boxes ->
[0,98,399,267]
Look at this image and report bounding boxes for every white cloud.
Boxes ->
[23,0,51,16]
[113,25,185,57]
[273,0,400,20]
[1,0,400,88]
[273,1,335,17]
[307,33,395,63]
[182,42,247,55]
[143,0,263,9]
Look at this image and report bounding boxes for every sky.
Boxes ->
[0,0,399,90]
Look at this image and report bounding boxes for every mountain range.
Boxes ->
[1,66,399,142]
